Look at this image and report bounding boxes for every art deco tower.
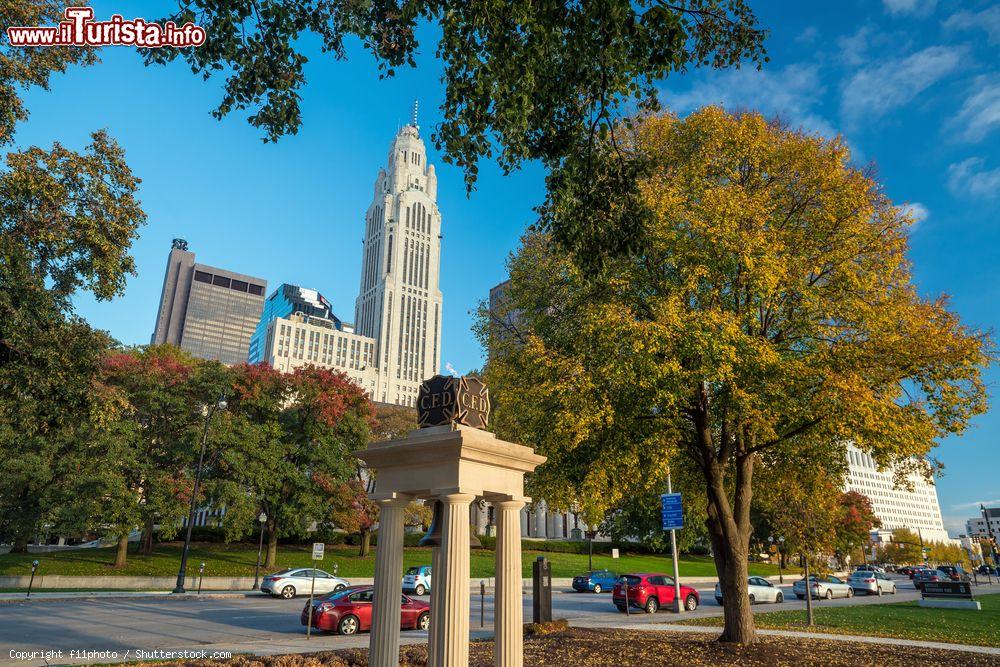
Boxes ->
[355,105,443,406]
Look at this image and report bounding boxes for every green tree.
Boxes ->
[64,346,231,567]
[477,108,991,643]
[213,364,372,567]
[0,132,145,551]
[141,1,765,191]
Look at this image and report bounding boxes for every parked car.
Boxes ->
[301,586,430,635]
[848,570,896,595]
[897,566,918,577]
[793,575,854,600]
[262,568,350,599]
[936,565,969,582]
[975,565,1000,576]
[402,565,432,595]
[714,576,784,605]
[612,573,700,613]
[572,569,618,594]
[907,566,931,580]
[912,569,947,590]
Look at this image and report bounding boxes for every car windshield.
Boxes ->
[405,567,420,575]
[852,571,873,577]
[321,588,353,601]
[620,576,642,586]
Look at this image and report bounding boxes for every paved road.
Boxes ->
[2,576,997,665]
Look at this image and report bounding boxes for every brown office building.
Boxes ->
[151,239,267,365]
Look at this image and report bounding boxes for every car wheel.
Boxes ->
[338,615,360,635]
[748,594,755,605]
[891,585,896,595]
[417,612,430,631]
[644,597,659,614]
[825,589,833,600]
[847,588,854,598]
[415,584,426,596]
[775,592,783,603]
[280,585,296,599]
[593,584,602,594]
[796,594,805,600]
[615,604,627,613]
[685,594,698,612]
[715,597,724,606]
[333,584,346,593]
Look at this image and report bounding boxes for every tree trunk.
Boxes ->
[697,412,757,643]
[113,534,129,568]
[10,535,29,554]
[140,517,154,555]
[265,519,278,568]
[358,529,372,557]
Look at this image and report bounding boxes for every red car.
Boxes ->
[300,586,430,635]
[612,573,700,613]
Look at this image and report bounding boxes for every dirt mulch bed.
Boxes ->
[170,628,1000,666]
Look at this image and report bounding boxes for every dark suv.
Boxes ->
[937,565,969,581]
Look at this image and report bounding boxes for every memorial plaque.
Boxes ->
[418,374,491,429]
[921,581,973,599]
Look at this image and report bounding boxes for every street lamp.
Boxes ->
[777,537,785,583]
[252,511,267,591]
[173,393,227,594]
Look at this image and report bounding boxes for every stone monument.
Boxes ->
[357,374,545,667]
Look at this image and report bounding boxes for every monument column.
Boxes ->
[369,494,411,667]
[428,543,442,666]
[433,492,476,667]
[494,499,526,667]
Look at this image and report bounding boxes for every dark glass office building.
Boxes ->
[247,284,343,363]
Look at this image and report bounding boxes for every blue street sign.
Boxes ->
[661,493,683,531]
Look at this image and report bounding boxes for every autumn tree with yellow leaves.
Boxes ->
[477,107,991,643]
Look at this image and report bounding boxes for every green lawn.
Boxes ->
[0,543,793,580]
[678,593,1000,648]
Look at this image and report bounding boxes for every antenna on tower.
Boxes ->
[412,100,419,129]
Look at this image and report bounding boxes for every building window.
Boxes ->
[194,270,212,284]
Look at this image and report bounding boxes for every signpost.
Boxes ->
[661,479,683,612]
[919,580,980,610]
[307,543,324,638]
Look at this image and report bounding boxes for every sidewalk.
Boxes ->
[574,619,1000,656]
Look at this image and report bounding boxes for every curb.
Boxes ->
[0,591,257,605]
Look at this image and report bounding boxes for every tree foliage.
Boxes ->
[141,1,765,189]
[0,132,144,550]
[477,107,991,643]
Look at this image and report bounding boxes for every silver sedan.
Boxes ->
[848,570,897,595]
[793,574,854,600]
[261,568,350,598]
[714,576,785,605]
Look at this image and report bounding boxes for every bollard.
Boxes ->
[480,580,486,627]
[532,556,552,624]
[198,562,205,595]
[27,560,39,599]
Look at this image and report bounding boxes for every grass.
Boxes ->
[677,593,1000,648]
[0,542,795,580]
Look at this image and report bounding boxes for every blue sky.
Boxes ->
[14,0,999,536]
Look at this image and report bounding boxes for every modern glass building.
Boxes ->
[248,284,342,363]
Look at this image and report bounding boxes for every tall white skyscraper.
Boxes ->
[355,108,443,406]
[254,109,444,407]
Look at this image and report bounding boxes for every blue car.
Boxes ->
[572,569,618,593]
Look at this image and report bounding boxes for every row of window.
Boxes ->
[193,269,265,296]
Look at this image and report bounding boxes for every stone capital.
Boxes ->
[431,490,477,505]
[370,492,414,508]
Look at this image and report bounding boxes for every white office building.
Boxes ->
[965,508,1000,540]
[844,444,950,544]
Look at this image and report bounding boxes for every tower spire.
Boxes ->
[411,99,419,129]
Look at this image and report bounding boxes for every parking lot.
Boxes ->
[2,575,998,665]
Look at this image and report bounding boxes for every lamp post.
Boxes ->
[778,536,785,584]
[252,511,267,591]
[173,393,227,594]
[27,560,39,599]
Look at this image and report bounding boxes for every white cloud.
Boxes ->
[951,499,1000,510]
[952,75,1000,142]
[840,45,964,123]
[445,362,459,376]
[883,0,937,17]
[947,158,1000,199]
[666,64,837,139]
[900,202,929,228]
[943,6,1000,44]
[796,26,819,45]
[942,515,967,537]
[837,25,875,67]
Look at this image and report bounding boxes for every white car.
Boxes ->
[714,576,784,605]
[261,568,350,599]
[848,570,896,595]
[793,575,854,600]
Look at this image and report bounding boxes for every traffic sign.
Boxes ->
[311,543,325,561]
[661,493,683,530]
